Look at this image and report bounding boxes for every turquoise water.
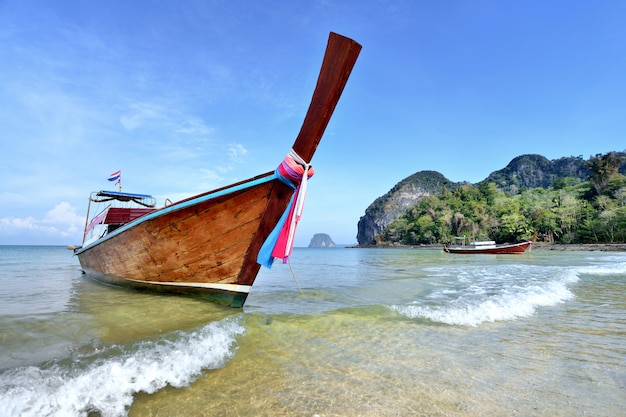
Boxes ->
[0,245,625,416]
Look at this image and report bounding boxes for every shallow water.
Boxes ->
[0,246,625,416]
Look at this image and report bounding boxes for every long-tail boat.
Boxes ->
[70,33,361,307]
[443,233,538,255]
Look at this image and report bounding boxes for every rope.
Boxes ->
[288,258,304,294]
[257,149,315,268]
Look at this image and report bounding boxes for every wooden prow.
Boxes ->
[72,32,363,307]
[291,32,362,163]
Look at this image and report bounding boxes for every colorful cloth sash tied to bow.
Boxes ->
[257,149,314,268]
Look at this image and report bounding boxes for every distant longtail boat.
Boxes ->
[70,33,361,307]
[443,233,537,255]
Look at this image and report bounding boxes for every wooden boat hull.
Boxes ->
[76,173,291,307]
[443,240,533,254]
[73,33,362,307]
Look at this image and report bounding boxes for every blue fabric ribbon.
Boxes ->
[256,170,297,268]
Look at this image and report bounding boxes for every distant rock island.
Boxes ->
[308,233,336,248]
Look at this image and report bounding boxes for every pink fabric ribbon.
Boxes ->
[271,152,314,263]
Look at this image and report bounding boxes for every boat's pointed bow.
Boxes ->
[292,32,362,163]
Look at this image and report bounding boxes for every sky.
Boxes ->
[1,0,626,247]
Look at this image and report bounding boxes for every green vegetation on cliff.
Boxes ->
[357,170,458,245]
[377,152,626,245]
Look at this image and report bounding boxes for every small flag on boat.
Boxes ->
[108,170,121,183]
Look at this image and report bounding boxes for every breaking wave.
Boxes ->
[390,264,581,327]
[0,317,245,417]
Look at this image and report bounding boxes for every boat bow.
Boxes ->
[73,33,362,307]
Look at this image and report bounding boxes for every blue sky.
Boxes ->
[1,0,625,246]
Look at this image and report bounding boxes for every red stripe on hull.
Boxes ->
[444,241,533,254]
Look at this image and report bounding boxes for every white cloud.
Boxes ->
[120,102,215,141]
[0,202,84,244]
[176,116,215,137]
[0,216,38,230]
[228,143,248,162]
[42,202,84,226]
[120,102,164,130]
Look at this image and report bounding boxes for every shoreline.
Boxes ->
[349,243,626,252]
[532,243,626,252]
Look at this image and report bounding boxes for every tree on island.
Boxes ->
[376,153,626,245]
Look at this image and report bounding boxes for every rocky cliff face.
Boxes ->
[481,154,590,193]
[356,171,454,245]
[308,233,336,248]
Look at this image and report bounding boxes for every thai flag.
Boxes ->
[108,170,121,182]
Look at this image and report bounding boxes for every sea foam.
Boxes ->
[390,264,579,327]
[0,317,245,417]
[391,280,575,326]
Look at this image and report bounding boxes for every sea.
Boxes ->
[0,245,624,417]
